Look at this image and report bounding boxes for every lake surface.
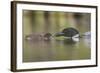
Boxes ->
[23,37,91,62]
[22,10,91,62]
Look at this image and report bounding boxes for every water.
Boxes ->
[23,10,91,62]
[23,37,91,62]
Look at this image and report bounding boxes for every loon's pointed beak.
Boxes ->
[54,32,64,37]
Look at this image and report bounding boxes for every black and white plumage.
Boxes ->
[55,28,79,38]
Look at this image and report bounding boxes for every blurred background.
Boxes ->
[23,10,90,36]
[23,10,91,62]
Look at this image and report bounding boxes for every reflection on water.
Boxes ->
[23,37,91,62]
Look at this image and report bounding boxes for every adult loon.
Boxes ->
[55,28,80,38]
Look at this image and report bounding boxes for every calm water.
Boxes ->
[23,37,91,62]
[23,10,91,62]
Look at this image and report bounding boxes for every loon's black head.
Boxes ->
[55,28,79,38]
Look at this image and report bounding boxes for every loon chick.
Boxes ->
[44,33,52,40]
[25,33,52,41]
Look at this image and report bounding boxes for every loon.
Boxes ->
[25,33,52,41]
[25,28,91,41]
[55,28,80,38]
